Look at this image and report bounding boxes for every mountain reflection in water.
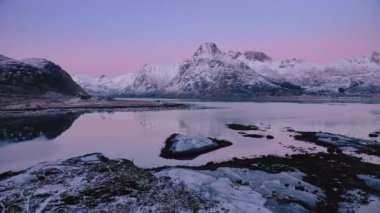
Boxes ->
[0,113,80,143]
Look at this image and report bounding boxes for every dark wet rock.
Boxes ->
[295,185,306,191]
[226,123,259,131]
[327,147,343,154]
[0,113,80,143]
[369,133,379,138]
[242,134,265,138]
[160,134,232,160]
[0,153,215,212]
[266,135,274,139]
[294,131,380,157]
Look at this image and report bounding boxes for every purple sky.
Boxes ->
[1,0,379,77]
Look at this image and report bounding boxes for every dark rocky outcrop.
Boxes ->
[0,54,87,97]
[294,131,380,157]
[243,51,272,62]
[160,134,232,160]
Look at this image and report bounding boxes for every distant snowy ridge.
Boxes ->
[74,43,380,97]
[73,73,135,96]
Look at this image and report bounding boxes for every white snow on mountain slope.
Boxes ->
[132,63,181,94]
[0,55,41,71]
[0,54,20,66]
[73,73,135,96]
[73,43,380,97]
[165,44,286,96]
[234,50,380,94]
[21,58,54,70]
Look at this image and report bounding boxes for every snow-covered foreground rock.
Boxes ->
[160,134,232,160]
[0,153,215,212]
[74,43,380,97]
[156,168,323,213]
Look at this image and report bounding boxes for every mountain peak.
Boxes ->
[0,54,19,65]
[193,42,222,57]
[0,54,10,61]
[21,58,52,69]
[243,51,272,62]
[371,51,380,65]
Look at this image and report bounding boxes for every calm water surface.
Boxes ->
[0,101,379,172]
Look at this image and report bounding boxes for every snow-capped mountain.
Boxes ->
[74,63,181,96]
[235,51,380,95]
[74,73,135,96]
[132,63,181,95]
[0,54,87,96]
[164,43,301,97]
[73,43,380,97]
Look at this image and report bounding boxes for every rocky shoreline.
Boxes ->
[1,151,379,212]
[0,153,215,212]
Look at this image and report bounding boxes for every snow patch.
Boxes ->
[156,167,324,212]
[169,134,216,153]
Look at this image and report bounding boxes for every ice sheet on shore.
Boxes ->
[156,167,324,212]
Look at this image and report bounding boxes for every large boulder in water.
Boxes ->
[160,133,232,160]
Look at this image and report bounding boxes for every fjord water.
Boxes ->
[0,101,379,172]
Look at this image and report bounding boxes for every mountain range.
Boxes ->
[1,42,379,99]
[74,43,380,98]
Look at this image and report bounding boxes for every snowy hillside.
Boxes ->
[0,54,87,96]
[132,63,181,94]
[165,43,301,96]
[73,43,380,97]
[73,74,135,96]
[236,51,380,95]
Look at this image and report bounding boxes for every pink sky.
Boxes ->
[1,0,379,77]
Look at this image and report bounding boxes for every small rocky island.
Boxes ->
[160,134,232,160]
